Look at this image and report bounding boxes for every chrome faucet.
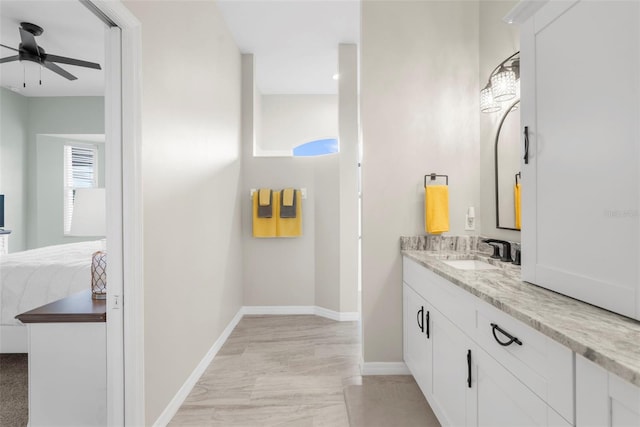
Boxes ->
[482,239,512,263]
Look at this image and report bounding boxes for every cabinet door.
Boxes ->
[475,347,564,427]
[577,355,640,427]
[432,311,475,427]
[521,0,640,319]
[403,283,433,396]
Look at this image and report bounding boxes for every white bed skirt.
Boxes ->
[0,325,27,353]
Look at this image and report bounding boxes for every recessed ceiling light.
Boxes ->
[332,73,340,80]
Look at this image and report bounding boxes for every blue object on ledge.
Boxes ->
[293,138,339,157]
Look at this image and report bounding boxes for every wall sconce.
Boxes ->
[480,51,520,113]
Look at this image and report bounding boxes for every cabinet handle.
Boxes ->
[417,306,424,333]
[524,126,530,165]
[467,349,472,388]
[425,310,430,339]
[491,323,523,347]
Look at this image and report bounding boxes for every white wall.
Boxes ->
[122,2,244,424]
[0,88,28,252]
[35,135,105,248]
[242,53,359,315]
[479,0,520,241]
[242,55,318,307]
[361,0,480,363]
[258,94,338,155]
[26,96,105,249]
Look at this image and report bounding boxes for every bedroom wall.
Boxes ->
[121,2,244,424]
[360,0,480,364]
[0,88,28,253]
[35,135,105,248]
[26,96,105,249]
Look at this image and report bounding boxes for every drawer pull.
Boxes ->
[491,323,523,347]
[425,310,430,339]
[467,349,472,388]
[417,306,424,333]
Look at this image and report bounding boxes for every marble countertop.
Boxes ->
[402,249,640,387]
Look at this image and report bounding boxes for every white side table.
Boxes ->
[16,290,107,426]
[0,230,11,255]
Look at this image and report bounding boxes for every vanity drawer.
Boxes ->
[476,301,574,424]
[403,257,476,336]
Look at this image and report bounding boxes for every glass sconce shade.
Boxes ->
[491,65,517,102]
[480,84,501,113]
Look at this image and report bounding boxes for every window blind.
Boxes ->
[64,145,97,234]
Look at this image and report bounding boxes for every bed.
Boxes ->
[0,240,105,353]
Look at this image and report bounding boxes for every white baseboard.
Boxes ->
[243,305,360,322]
[242,305,315,316]
[152,307,244,427]
[361,362,411,376]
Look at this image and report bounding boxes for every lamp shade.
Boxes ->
[70,188,106,236]
[480,84,501,113]
[490,65,517,102]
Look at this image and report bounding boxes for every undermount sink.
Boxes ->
[441,259,500,271]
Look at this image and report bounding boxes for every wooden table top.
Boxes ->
[16,290,106,323]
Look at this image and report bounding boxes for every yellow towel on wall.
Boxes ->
[259,188,271,206]
[282,188,294,206]
[253,191,277,238]
[425,185,449,234]
[514,183,522,230]
[276,190,302,237]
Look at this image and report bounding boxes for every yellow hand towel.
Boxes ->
[259,188,271,206]
[253,191,277,238]
[282,188,294,206]
[276,190,302,237]
[425,185,449,234]
[514,183,522,230]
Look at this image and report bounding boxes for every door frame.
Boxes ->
[87,1,144,425]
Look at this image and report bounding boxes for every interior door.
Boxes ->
[104,24,125,426]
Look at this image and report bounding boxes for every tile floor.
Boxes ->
[170,315,440,426]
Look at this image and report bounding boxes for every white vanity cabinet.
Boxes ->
[403,257,573,427]
[403,283,433,396]
[518,0,640,320]
[576,355,640,427]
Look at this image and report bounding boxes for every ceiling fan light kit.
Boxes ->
[0,22,101,87]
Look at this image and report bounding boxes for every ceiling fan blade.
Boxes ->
[42,60,77,81]
[44,54,101,70]
[19,28,38,53]
[0,44,19,52]
[0,55,19,64]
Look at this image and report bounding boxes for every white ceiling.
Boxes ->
[217,0,360,95]
[0,1,359,97]
[0,1,105,97]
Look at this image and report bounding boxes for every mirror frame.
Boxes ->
[494,98,521,231]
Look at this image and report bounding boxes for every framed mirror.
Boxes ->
[495,99,521,230]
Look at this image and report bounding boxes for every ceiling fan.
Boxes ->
[0,22,101,83]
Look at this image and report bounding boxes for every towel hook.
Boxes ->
[515,172,521,185]
[424,174,449,187]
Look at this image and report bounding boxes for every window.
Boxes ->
[64,144,97,234]
[293,138,339,157]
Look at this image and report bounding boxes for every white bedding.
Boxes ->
[0,240,105,326]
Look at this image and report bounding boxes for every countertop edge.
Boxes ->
[402,250,640,388]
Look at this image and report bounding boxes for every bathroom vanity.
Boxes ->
[401,242,640,427]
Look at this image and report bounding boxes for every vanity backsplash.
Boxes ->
[400,235,521,260]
